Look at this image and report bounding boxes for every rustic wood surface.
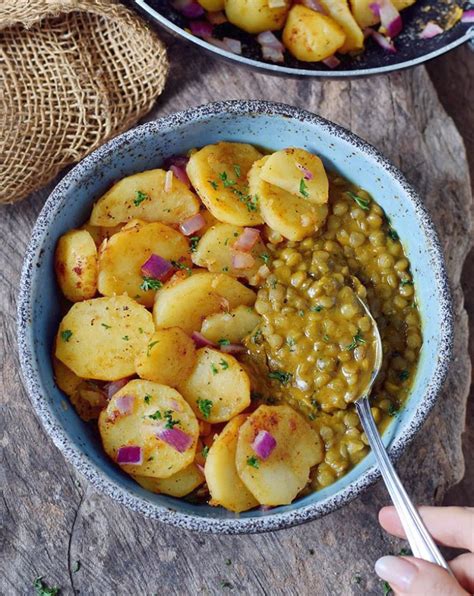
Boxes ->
[1,38,473,596]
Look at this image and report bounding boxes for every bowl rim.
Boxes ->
[17,99,453,534]
[133,0,474,79]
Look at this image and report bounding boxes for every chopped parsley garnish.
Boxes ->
[140,276,163,291]
[311,305,324,312]
[144,394,152,404]
[346,190,370,211]
[211,363,219,375]
[219,171,237,187]
[147,340,159,356]
[268,370,292,385]
[208,180,218,190]
[122,335,129,341]
[218,338,230,346]
[346,330,366,351]
[233,164,241,178]
[133,190,148,206]
[219,358,229,370]
[308,412,316,421]
[163,410,180,429]
[246,455,260,469]
[148,410,162,420]
[197,398,213,419]
[72,561,81,573]
[400,278,413,286]
[398,369,409,381]
[323,334,330,343]
[311,399,320,410]
[189,236,200,252]
[388,403,399,416]
[260,253,270,265]
[382,580,393,595]
[171,260,192,276]
[252,329,263,344]
[33,577,60,596]
[202,445,209,458]
[299,178,309,198]
[388,228,399,241]
[101,323,111,329]
[61,329,73,342]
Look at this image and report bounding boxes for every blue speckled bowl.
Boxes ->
[17,100,453,534]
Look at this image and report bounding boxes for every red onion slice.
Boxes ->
[234,227,260,252]
[322,55,341,69]
[105,377,130,400]
[295,162,314,180]
[164,170,173,192]
[223,37,242,54]
[141,254,174,280]
[117,445,142,465]
[232,251,255,269]
[170,164,191,187]
[115,394,135,415]
[180,213,206,236]
[369,2,381,17]
[301,0,325,13]
[192,331,218,348]
[419,22,443,39]
[461,9,474,22]
[251,430,277,460]
[257,31,284,49]
[190,19,214,38]
[177,0,205,18]
[365,28,397,52]
[157,427,193,453]
[220,343,247,354]
[371,0,402,37]
[261,45,285,63]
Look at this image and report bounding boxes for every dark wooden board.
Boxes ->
[1,40,472,596]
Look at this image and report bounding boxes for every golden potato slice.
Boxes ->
[135,328,196,387]
[205,415,259,512]
[225,0,290,33]
[81,222,124,247]
[318,0,364,53]
[97,221,191,308]
[260,148,329,205]
[52,356,82,396]
[283,5,346,62]
[99,380,199,478]
[192,223,268,281]
[55,229,98,302]
[90,169,200,227]
[198,0,225,10]
[201,305,260,344]
[248,157,328,241]
[56,295,154,381]
[133,463,204,497]
[236,405,324,506]
[350,0,415,28]
[70,380,108,422]
[186,142,264,226]
[153,271,256,334]
[177,347,251,423]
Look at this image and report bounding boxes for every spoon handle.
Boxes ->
[355,396,451,572]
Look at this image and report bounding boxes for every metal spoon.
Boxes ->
[354,296,451,572]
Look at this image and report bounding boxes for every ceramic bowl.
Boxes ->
[17,100,453,534]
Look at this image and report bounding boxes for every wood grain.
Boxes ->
[0,40,472,595]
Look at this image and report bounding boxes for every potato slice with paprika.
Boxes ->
[133,463,204,497]
[55,229,98,302]
[200,305,260,344]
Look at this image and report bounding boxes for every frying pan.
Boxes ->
[132,0,473,77]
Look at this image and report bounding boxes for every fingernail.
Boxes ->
[375,556,417,591]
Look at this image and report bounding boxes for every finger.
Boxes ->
[379,506,474,551]
[450,553,474,594]
[375,556,469,595]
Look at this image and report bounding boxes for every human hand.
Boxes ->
[375,506,474,595]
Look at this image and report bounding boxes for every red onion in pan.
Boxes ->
[220,343,247,354]
[461,9,474,22]
[115,394,135,415]
[157,427,193,453]
[233,227,260,252]
[252,430,277,460]
[180,213,205,236]
[322,55,341,69]
[141,254,174,280]
[117,445,142,465]
[191,331,218,348]
[170,164,191,187]
[419,22,443,39]
[232,251,255,269]
[190,19,214,38]
[105,377,129,400]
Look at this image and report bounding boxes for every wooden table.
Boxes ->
[1,37,472,595]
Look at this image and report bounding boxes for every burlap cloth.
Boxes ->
[0,0,169,204]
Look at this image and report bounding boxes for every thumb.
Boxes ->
[375,556,468,595]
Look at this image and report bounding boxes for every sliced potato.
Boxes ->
[248,157,328,241]
[90,169,200,227]
[350,0,415,28]
[198,0,225,10]
[56,295,154,381]
[283,5,346,62]
[153,271,256,334]
[236,405,324,506]
[192,223,268,281]
[133,463,204,497]
[186,142,264,226]
[81,222,124,247]
[52,356,82,396]
[205,415,259,512]
[177,347,251,423]
[97,221,191,307]
[135,327,196,387]
[201,305,260,344]
[55,229,98,302]
[318,0,364,53]
[99,380,199,478]
[260,148,329,205]
[225,0,290,33]
[70,380,108,421]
